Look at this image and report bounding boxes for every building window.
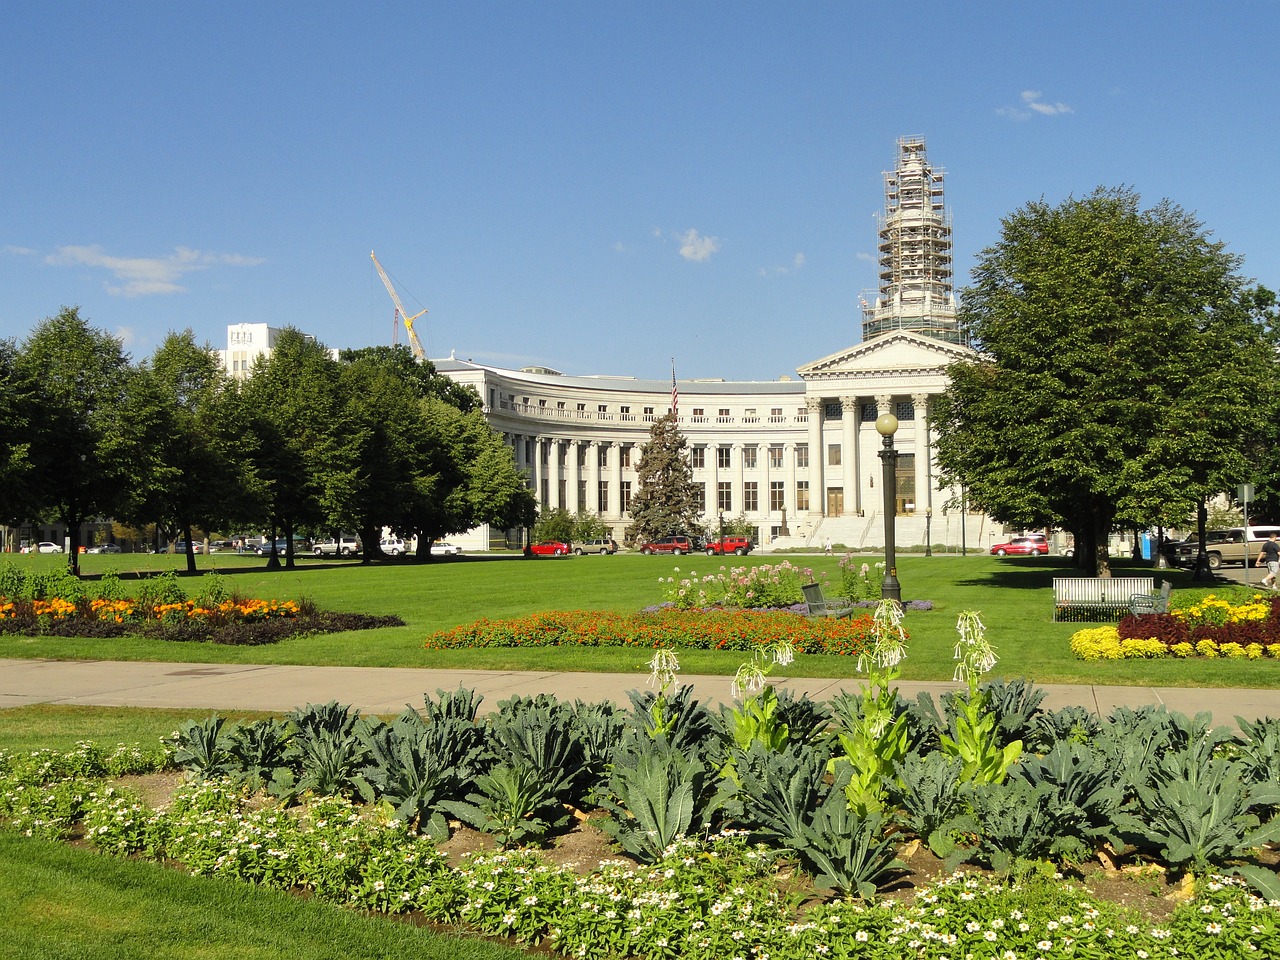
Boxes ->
[770,407,783,418]
[620,405,630,414]
[598,403,608,414]
[896,399,916,421]
[861,402,878,422]
[598,445,608,467]
[621,446,632,468]
[717,446,731,469]
[742,445,757,469]
[525,439,534,464]
[770,481,785,512]
[577,480,587,512]
[692,407,704,417]
[768,445,784,469]
[577,402,586,412]
[824,402,842,420]
[743,482,758,512]
[695,483,706,512]
[796,481,810,511]
[828,443,841,466]
[795,444,809,468]
[643,406,654,416]
[717,482,732,512]
[691,447,706,469]
[621,481,632,512]
[598,480,609,508]
[718,408,730,418]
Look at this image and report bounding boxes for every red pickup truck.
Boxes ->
[705,536,753,556]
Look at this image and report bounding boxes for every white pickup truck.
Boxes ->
[313,536,361,557]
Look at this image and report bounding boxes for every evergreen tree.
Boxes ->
[628,413,702,543]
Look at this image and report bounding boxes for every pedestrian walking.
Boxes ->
[1258,532,1280,589]
[823,536,832,556]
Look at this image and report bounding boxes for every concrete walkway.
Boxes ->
[4,658,1280,726]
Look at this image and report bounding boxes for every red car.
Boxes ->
[705,536,753,556]
[990,536,1047,557]
[529,541,570,557]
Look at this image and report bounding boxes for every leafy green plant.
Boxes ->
[737,741,831,846]
[827,599,911,814]
[486,694,585,804]
[226,718,295,794]
[598,737,726,863]
[888,751,976,860]
[170,715,231,779]
[567,698,625,804]
[626,682,716,758]
[1118,752,1280,896]
[359,710,460,839]
[1011,740,1125,863]
[791,782,905,897]
[287,723,373,802]
[1035,704,1103,746]
[440,762,568,848]
[939,611,1023,783]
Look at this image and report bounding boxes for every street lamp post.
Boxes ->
[925,507,933,557]
[876,413,901,602]
[718,511,724,546]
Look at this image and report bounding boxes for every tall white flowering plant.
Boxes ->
[940,610,1023,783]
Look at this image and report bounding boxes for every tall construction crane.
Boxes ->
[370,251,428,360]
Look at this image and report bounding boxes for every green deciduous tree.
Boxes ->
[16,307,148,575]
[933,188,1274,576]
[627,413,703,544]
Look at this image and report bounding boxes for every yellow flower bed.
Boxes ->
[1071,625,1280,661]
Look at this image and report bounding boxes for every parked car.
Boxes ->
[314,536,362,557]
[573,538,617,555]
[430,541,462,556]
[380,537,407,556]
[529,540,570,556]
[638,535,703,556]
[253,538,309,556]
[990,536,1047,557]
[705,535,753,556]
[86,543,121,554]
[1170,525,1280,570]
[23,542,63,554]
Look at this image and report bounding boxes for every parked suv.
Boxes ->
[705,536,752,556]
[638,535,703,555]
[1171,526,1280,570]
[574,538,617,555]
[313,536,361,557]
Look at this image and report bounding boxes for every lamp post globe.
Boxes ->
[875,413,901,602]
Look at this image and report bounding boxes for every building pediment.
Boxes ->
[797,331,976,381]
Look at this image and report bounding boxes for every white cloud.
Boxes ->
[763,252,807,276]
[3,245,37,257]
[45,244,264,297]
[793,252,806,270]
[856,251,875,262]
[677,229,720,263]
[998,89,1074,121]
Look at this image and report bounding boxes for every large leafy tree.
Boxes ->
[404,399,535,557]
[627,413,702,544]
[238,328,341,568]
[0,339,36,533]
[16,307,148,574]
[133,331,243,573]
[933,187,1274,575]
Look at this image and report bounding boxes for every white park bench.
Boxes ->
[1053,576,1154,623]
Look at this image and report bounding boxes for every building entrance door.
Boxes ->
[826,488,843,516]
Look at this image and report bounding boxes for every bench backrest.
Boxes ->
[1053,577,1154,605]
[801,582,825,612]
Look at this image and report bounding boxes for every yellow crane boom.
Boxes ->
[370,251,428,360]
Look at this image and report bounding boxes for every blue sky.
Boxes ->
[3,3,1276,381]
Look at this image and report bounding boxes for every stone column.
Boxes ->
[913,393,931,516]
[548,439,562,511]
[841,395,858,517]
[785,442,797,518]
[805,397,824,515]
[733,443,745,517]
[609,443,622,517]
[586,440,600,514]
[532,436,545,509]
[566,440,581,514]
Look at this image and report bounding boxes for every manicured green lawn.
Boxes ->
[0,833,525,960]
[3,550,1278,688]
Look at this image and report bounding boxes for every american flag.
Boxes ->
[670,361,678,417]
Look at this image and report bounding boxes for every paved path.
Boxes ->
[3,659,1280,726]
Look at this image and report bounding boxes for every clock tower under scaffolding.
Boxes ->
[860,136,964,345]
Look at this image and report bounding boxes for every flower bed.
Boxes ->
[1071,592,1280,660]
[425,607,876,656]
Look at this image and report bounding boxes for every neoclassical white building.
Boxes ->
[434,330,987,550]
[431,137,995,551]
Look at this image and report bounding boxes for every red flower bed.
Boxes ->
[424,608,875,657]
